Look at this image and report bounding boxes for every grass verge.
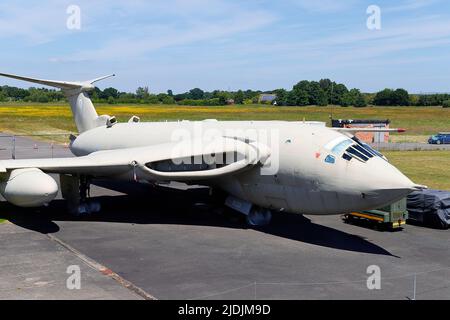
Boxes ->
[384,150,450,190]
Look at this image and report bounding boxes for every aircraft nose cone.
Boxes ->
[362,157,424,206]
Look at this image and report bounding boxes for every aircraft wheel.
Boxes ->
[87,200,101,213]
[71,200,101,216]
[246,208,272,226]
[74,203,89,216]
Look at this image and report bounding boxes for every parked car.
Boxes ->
[428,132,450,144]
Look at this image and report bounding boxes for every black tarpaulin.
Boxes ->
[407,189,450,229]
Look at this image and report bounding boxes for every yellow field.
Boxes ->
[0,103,449,141]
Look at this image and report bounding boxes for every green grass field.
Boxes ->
[384,150,450,190]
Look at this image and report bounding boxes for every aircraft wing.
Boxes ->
[0,137,269,181]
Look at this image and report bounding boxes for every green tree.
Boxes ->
[101,87,119,99]
[308,81,327,106]
[409,94,420,106]
[332,83,349,105]
[373,89,394,106]
[393,88,410,106]
[339,88,366,107]
[162,96,175,104]
[136,87,150,100]
[374,88,409,106]
[354,93,367,107]
[286,90,298,106]
[273,89,287,106]
[340,92,353,107]
[351,89,367,107]
[319,78,333,92]
[234,90,244,104]
[189,88,205,100]
[2,86,29,100]
[292,80,311,105]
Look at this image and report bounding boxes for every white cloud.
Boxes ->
[242,14,450,67]
[290,0,358,13]
[384,0,440,13]
[0,0,67,44]
[51,7,276,62]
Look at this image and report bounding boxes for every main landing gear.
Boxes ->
[60,174,101,216]
[246,207,272,226]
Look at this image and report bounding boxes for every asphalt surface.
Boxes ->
[0,222,142,299]
[0,135,449,300]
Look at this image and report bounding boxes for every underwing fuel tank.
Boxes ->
[0,168,58,207]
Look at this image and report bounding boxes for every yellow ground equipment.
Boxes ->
[343,198,408,230]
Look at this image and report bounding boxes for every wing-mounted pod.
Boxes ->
[0,168,58,207]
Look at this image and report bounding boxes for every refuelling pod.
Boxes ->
[0,168,58,207]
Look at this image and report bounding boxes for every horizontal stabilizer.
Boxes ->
[0,72,115,133]
[0,72,115,91]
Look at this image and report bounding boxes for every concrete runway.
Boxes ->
[0,135,449,300]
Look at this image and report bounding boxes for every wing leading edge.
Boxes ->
[0,137,270,182]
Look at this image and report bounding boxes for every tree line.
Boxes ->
[1,79,449,107]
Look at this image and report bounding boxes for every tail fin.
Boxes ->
[0,72,115,133]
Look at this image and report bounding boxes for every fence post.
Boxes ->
[12,136,16,160]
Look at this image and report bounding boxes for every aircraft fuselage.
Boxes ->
[70,120,416,215]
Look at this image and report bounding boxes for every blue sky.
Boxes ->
[1,0,450,93]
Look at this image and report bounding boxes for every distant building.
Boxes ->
[332,119,391,143]
[226,99,235,105]
[259,94,277,104]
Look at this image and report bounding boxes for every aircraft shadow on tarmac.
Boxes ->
[0,181,395,257]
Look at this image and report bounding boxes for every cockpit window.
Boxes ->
[324,154,336,164]
[345,146,369,162]
[340,137,387,162]
[342,153,352,161]
[352,144,373,159]
[352,137,386,160]
[325,136,386,163]
[330,139,353,155]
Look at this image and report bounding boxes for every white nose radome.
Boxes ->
[360,157,422,207]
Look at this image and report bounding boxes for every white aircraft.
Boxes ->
[0,72,424,225]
